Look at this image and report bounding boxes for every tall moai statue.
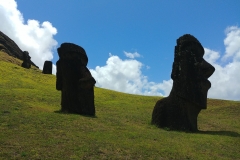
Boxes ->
[56,43,96,116]
[151,34,215,132]
[42,61,52,74]
[21,51,31,69]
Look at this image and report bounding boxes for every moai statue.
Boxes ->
[56,43,96,116]
[42,61,52,74]
[21,51,31,69]
[151,34,215,132]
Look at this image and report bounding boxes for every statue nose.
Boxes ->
[200,60,215,78]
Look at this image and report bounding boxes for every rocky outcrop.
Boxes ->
[0,31,38,68]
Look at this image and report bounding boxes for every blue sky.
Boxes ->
[0,0,240,100]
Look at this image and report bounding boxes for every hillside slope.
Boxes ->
[0,54,240,159]
[0,31,38,68]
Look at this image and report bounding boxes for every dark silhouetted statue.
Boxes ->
[21,51,31,69]
[42,61,52,74]
[151,34,215,132]
[56,43,96,116]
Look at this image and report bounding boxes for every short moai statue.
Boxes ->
[151,34,215,132]
[56,43,96,116]
[42,61,52,74]
[21,51,31,69]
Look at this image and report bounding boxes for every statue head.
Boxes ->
[57,43,88,66]
[23,51,31,61]
[171,34,215,109]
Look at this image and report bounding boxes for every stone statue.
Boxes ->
[21,51,31,69]
[56,43,96,116]
[42,60,52,74]
[151,34,215,132]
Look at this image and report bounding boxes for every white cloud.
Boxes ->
[204,26,240,101]
[124,51,141,59]
[1,1,238,101]
[146,65,150,69]
[90,26,240,101]
[0,0,57,69]
[203,48,220,64]
[52,64,56,75]
[90,53,172,96]
[222,26,240,61]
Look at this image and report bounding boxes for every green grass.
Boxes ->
[0,52,240,159]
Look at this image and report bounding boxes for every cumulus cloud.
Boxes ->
[203,48,220,64]
[1,1,238,101]
[0,0,57,69]
[222,26,240,61]
[90,26,240,101]
[52,64,56,75]
[124,51,141,59]
[204,26,240,101]
[90,52,172,96]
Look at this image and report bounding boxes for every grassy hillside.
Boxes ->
[0,51,23,66]
[0,52,240,159]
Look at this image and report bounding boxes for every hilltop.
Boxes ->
[0,51,240,159]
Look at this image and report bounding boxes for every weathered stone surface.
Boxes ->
[0,31,38,68]
[21,51,31,69]
[42,61,52,74]
[151,34,215,132]
[56,43,96,116]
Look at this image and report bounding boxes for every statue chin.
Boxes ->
[201,79,211,90]
[174,80,209,109]
[177,92,207,109]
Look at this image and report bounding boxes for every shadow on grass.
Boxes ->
[54,110,97,118]
[198,130,240,137]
